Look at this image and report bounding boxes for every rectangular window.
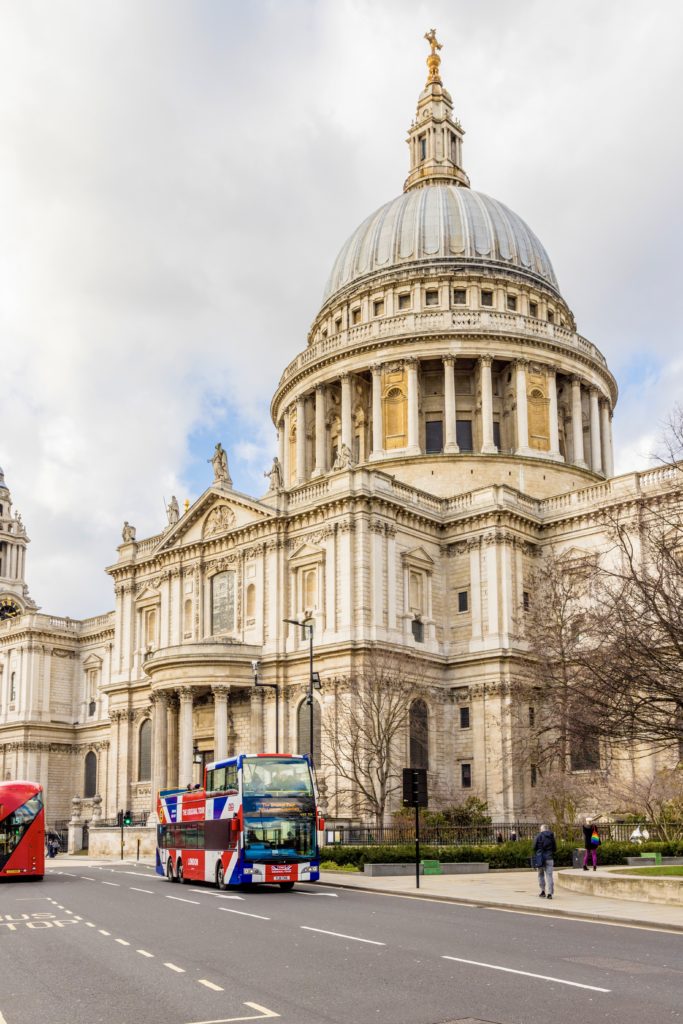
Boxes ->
[398,293,411,311]
[409,571,424,613]
[425,420,443,453]
[528,706,535,728]
[480,290,493,307]
[460,706,470,729]
[419,135,427,160]
[571,736,601,772]
[507,294,517,311]
[335,317,342,333]
[351,308,361,325]
[373,299,384,317]
[547,309,555,324]
[492,421,501,451]
[425,289,439,307]
[457,590,468,613]
[411,618,424,643]
[453,288,467,305]
[456,420,473,452]
[212,572,236,635]
[353,434,361,463]
[461,763,472,788]
[529,301,538,318]
[523,591,530,612]
[530,764,538,788]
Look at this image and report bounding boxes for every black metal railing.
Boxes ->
[322,821,664,846]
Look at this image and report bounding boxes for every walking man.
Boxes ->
[533,823,557,900]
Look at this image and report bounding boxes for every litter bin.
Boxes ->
[572,848,585,869]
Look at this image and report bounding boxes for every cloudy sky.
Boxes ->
[2,0,682,617]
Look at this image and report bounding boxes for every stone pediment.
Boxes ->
[288,541,325,565]
[154,487,276,552]
[402,545,436,568]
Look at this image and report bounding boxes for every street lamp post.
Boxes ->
[284,615,321,767]
[251,660,280,753]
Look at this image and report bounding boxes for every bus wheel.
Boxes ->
[279,882,295,891]
[167,859,177,883]
[177,861,185,884]
[216,862,227,890]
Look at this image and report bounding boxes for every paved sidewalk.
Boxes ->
[318,867,683,933]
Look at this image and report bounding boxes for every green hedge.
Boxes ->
[320,840,683,870]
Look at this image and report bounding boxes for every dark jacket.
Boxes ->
[583,824,598,850]
[533,829,557,858]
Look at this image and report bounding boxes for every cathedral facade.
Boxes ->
[1,39,679,831]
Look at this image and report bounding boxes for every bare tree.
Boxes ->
[322,649,429,826]
[607,766,683,842]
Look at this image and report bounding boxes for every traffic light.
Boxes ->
[402,768,428,808]
[123,809,132,826]
[116,810,124,827]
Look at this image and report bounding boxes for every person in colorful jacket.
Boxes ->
[582,817,600,870]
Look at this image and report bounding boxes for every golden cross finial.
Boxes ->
[424,29,442,55]
[184,498,190,512]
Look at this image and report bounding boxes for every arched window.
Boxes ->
[138,719,152,781]
[246,583,256,620]
[145,607,158,648]
[84,751,97,798]
[183,598,193,639]
[211,571,236,634]
[297,698,321,766]
[302,568,317,613]
[9,672,16,703]
[409,699,429,770]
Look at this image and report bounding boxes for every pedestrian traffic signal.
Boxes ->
[123,809,132,826]
[402,767,428,808]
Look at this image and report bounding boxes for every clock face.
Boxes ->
[0,597,20,621]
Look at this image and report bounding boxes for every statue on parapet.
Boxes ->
[121,521,136,543]
[332,443,354,471]
[209,442,232,488]
[166,495,180,526]
[264,456,284,492]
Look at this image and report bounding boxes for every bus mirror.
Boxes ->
[318,817,325,831]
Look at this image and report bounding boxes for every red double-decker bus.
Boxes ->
[0,781,45,880]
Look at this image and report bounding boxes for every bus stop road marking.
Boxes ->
[166,896,200,904]
[186,1002,280,1023]
[218,908,270,921]
[300,926,385,946]
[164,962,185,973]
[198,980,224,991]
[441,955,611,992]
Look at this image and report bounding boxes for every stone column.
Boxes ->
[213,685,229,762]
[277,420,285,468]
[547,369,561,459]
[600,400,613,477]
[443,355,459,453]
[282,407,291,487]
[312,384,326,477]
[514,360,531,455]
[406,357,420,454]
[370,363,383,460]
[340,372,353,452]
[589,388,603,473]
[571,377,587,467]
[480,356,497,454]
[152,690,168,797]
[166,694,179,790]
[606,411,615,478]
[178,687,194,789]
[295,394,306,484]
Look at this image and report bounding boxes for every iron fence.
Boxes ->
[322,821,665,847]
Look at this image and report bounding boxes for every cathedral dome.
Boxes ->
[322,185,558,303]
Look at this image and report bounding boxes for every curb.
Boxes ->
[317,878,683,934]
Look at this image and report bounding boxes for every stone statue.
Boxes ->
[167,495,180,526]
[333,443,353,471]
[122,521,136,543]
[209,442,232,488]
[264,456,284,492]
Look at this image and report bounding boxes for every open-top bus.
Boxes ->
[156,753,323,889]
[0,781,45,880]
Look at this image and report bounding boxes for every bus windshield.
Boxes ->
[0,790,43,871]
[241,758,316,862]
[241,757,314,797]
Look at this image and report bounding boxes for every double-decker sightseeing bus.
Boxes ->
[0,781,45,881]
[156,753,323,889]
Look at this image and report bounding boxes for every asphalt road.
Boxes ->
[1,863,681,1024]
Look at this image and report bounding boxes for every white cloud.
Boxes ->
[1,0,682,615]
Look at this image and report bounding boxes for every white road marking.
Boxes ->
[164,962,185,973]
[166,896,200,904]
[65,910,73,915]
[81,876,96,881]
[441,956,611,992]
[198,980,224,991]
[86,923,95,928]
[218,908,271,921]
[186,1002,280,1023]
[99,930,111,936]
[74,916,83,921]
[292,890,339,897]
[115,939,130,946]
[300,925,385,946]
[0,1010,8,1024]
[130,887,154,894]
[190,889,244,900]
[122,870,159,878]
[137,949,154,958]
[102,882,120,887]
